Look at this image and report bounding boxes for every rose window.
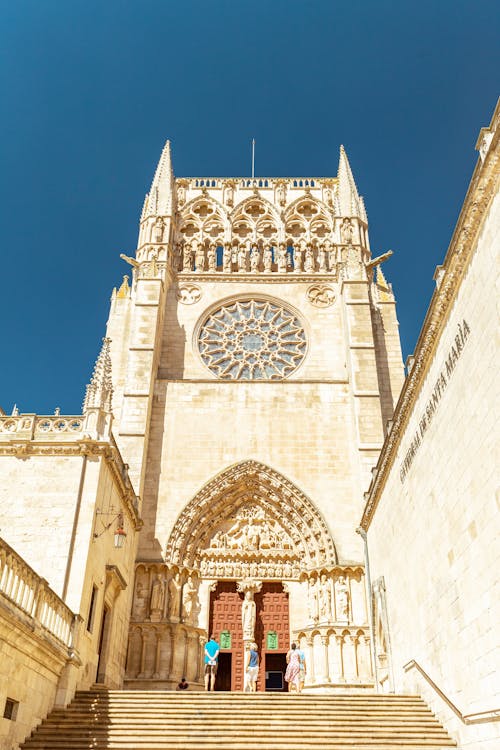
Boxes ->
[198,299,307,380]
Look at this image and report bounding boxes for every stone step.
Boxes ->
[20,690,456,750]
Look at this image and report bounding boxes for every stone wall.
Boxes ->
[363,120,500,748]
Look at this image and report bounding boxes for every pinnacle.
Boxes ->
[144,139,175,218]
[337,145,363,219]
[83,337,113,413]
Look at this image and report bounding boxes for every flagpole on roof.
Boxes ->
[251,138,255,178]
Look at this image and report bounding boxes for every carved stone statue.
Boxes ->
[318,245,327,272]
[149,574,165,616]
[153,217,165,243]
[183,243,192,271]
[276,183,286,207]
[305,247,315,272]
[277,244,287,272]
[308,576,319,622]
[182,575,197,624]
[340,218,354,245]
[263,246,273,272]
[250,246,260,272]
[294,239,305,272]
[207,244,217,271]
[167,572,182,621]
[318,573,332,621]
[224,184,234,207]
[223,244,232,272]
[241,590,256,641]
[195,241,205,272]
[177,185,186,206]
[238,244,248,272]
[336,576,350,621]
[323,187,333,206]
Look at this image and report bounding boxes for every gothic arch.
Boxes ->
[165,460,337,574]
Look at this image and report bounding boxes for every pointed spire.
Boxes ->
[376,265,393,302]
[144,139,175,218]
[83,338,113,413]
[337,145,362,219]
[116,275,130,299]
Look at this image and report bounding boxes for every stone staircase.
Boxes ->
[21,690,456,749]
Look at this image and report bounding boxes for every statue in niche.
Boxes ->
[250,246,260,272]
[246,519,260,550]
[276,183,286,207]
[336,576,350,621]
[153,217,165,243]
[277,243,287,272]
[318,573,332,621]
[182,575,197,624]
[223,244,232,272]
[294,239,305,272]
[149,573,165,616]
[207,244,217,271]
[177,185,186,206]
[305,246,315,272]
[195,241,205,272]
[238,244,248,272]
[224,184,234,207]
[283,562,292,578]
[250,562,258,577]
[263,246,273,272]
[318,245,327,272]
[182,243,192,271]
[323,187,333,206]
[308,576,319,622]
[242,589,257,640]
[133,576,148,619]
[167,572,182,621]
[340,218,354,245]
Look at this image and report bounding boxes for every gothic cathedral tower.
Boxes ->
[105,142,404,691]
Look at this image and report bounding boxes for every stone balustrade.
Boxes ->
[184,177,324,190]
[0,414,84,439]
[0,537,77,648]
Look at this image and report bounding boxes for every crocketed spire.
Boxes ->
[143,139,175,218]
[83,337,113,413]
[337,145,364,219]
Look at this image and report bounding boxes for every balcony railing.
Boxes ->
[0,537,77,649]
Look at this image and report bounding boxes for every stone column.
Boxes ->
[335,634,345,682]
[319,634,330,683]
[152,629,161,679]
[306,636,315,684]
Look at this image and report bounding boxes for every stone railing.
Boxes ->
[0,537,77,648]
[182,177,328,190]
[0,414,84,439]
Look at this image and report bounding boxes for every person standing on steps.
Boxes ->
[297,644,307,693]
[284,642,301,693]
[204,634,219,691]
[244,642,259,692]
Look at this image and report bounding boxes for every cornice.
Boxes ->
[360,112,499,530]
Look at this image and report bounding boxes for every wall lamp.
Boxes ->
[94,509,127,548]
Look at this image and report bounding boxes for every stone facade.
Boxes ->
[360,100,500,749]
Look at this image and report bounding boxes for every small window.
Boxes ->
[4,698,19,720]
[87,585,99,633]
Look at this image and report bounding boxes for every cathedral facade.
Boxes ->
[110,143,403,692]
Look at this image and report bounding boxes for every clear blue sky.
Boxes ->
[1,1,498,413]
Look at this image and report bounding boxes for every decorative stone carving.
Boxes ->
[238,243,248,272]
[304,246,315,272]
[207,244,217,272]
[307,284,336,308]
[318,573,332,622]
[153,217,165,243]
[182,243,193,271]
[277,243,287,272]
[340,218,354,245]
[263,246,273,272]
[250,246,260,272]
[149,574,165,620]
[194,241,205,272]
[336,576,350,621]
[182,575,197,625]
[276,183,286,207]
[167,572,182,621]
[224,183,234,207]
[308,576,319,623]
[223,244,232,272]
[177,284,202,305]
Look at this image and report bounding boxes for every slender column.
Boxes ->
[320,635,330,683]
[306,636,315,684]
[137,627,148,678]
[197,635,205,682]
[152,629,161,679]
[336,634,345,682]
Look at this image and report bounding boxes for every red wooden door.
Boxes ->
[255,583,290,692]
[209,581,289,691]
[209,582,244,691]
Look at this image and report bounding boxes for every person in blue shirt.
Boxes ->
[244,642,259,692]
[204,634,220,691]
